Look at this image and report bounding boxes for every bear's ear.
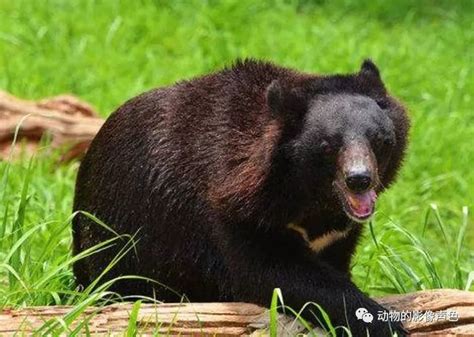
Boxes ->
[266,80,307,116]
[266,80,283,116]
[360,59,381,79]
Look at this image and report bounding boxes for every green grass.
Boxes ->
[0,0,473,335]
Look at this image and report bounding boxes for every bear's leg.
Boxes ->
[219,238,407,337]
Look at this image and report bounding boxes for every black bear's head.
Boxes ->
[267,60,409,223]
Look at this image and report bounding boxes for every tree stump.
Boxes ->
[0,289,472,336]
[0,91,104,162]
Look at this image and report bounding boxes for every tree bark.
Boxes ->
[0,91,104,162]
[0,289,472,336]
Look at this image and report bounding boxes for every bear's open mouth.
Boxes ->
[336,183,377,222]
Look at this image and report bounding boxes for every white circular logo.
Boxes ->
[355,307,368,320]
[362,312,374,323]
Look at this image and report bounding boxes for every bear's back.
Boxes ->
[72,60,308,292]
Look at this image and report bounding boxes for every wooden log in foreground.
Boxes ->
[0,90,104,162]
[0,289,473,336]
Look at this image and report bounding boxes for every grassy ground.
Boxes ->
[0,0,473,334]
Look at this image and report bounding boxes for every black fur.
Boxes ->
[73,59,409,336]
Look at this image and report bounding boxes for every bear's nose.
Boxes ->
[345,171,372,193]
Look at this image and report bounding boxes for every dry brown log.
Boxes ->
[377,289,474,336]
[0,289,472,336]
[0,90,104,162]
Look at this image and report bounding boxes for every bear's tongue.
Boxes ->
[347,190,377,218]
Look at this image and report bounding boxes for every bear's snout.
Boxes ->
[335,140,379,222]
[338,139,378,191]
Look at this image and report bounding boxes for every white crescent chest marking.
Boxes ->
[287,223,352,252]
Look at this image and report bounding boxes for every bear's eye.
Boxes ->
[373,134,393,151]
[383,136,393,146]
[319,140,333,154]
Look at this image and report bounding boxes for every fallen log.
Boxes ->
[0,91,104,162]
[0,289,472,336]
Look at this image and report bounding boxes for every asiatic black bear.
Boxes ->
[73,59,409,336]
